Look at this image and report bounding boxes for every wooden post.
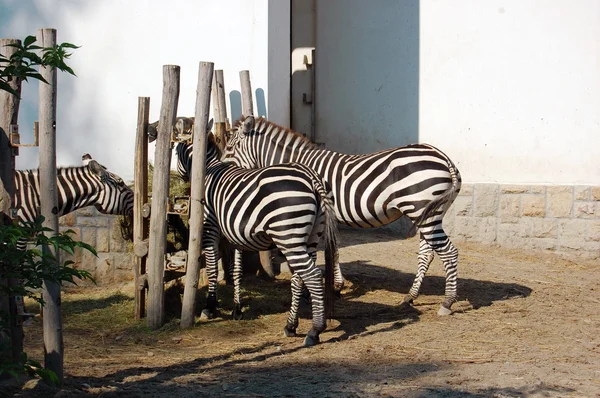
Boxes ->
[0,38,23,369]
[181,61,214,329]
[212,69,228,150]
[38,28,63,383]
[133,97,150,319]
[239,70,254,116]
[240,70,275,278]
[211,69,230,280]
[147,65,180,330]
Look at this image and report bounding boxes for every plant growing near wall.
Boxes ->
[0,216,96,382]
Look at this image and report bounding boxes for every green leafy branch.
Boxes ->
[0,35,79,97]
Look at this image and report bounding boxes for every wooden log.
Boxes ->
[0,38,23,371]
[212,69,228,151]
[239,70,274,278]
[37,28,63,383]
[180,61,214,329]
[134,97,150,319]
[239,70,254,116]
[147,65,180,330]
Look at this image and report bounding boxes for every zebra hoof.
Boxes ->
[403,295,415,304]
[200,309,214,320]
[437,305,452,316]
[283,325,297,337]
[232,307,244,320]
[303,333,320,347]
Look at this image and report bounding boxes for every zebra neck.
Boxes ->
[55,168,103,215]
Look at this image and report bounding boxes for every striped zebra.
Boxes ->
[10,154,133,316]
[177,131,338,346]
[222,116,462,316]
[14,154,133,228]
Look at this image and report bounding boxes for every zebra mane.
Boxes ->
[232,116,317,150]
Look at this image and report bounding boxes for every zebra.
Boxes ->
[13,154,134,225]
[177,129,338,346]
[222,116,462,316]
[10,154,134,316]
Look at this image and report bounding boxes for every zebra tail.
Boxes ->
[319,183,338,320]
[408,160,461,236]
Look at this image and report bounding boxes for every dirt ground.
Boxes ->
[7,228,600,397]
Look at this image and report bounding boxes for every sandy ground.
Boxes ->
[7,228,600,397]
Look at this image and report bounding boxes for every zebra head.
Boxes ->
[174,119,216,181]
[82,154,134,217]
[222,115,260,168]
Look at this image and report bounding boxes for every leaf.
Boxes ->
[23,35,37,47]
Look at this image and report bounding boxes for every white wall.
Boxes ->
[419,0,600,185]
[0,0,289,182]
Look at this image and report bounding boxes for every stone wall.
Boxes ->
[59,207,134,285]
[444,184,600,260]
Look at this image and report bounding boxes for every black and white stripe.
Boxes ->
[14,158,133,225]
[222,116,462,315]
[177,133,338,346]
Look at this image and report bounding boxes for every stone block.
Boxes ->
[558,219,587,250]
[114,253,134,270]
[500,185,529,194]
[592,187,600,201]
[497,223,521,248]
[530,185,546,195]
[110,220,128,252]
[574,202,595,219]
[59,212,76,227]
[588,221,600,242]
[77,217,98,227]
[473,184,499,217]
[95,253,114,284]
[453,217,480,241]
[523,238,556,251]
[76,207,96,217]
[574,186,591,201]
[522,195,545,217]
[458,184,473,196]
[81,227,97,247]
[478,217,497,244]
[95,217,109,228]
[499,195,520,223]
[80,249,98,274]
[520,218,558,239]
[453,196,472,217]
[547,186,573,218]
[96,228,110,252]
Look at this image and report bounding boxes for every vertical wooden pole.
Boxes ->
[0,38,22,368]
[310,48,316,143]
[147,66,180,330]
[181,62,214,329]
[133,97,150,319]
[211,69,229,280]
[240,70,275,278]
[239,70,254,116]
[212,69,228,150]
[38,28,62,383]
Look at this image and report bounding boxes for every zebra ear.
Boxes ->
[206,118,214,133]
[242,115,254,135]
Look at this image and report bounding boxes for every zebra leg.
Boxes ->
[404,235,435,305]
[201,242,220,319]
[232,249,244,320]
[282,251,327,347]
[422,230,459,316]
[284,273,304,337]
